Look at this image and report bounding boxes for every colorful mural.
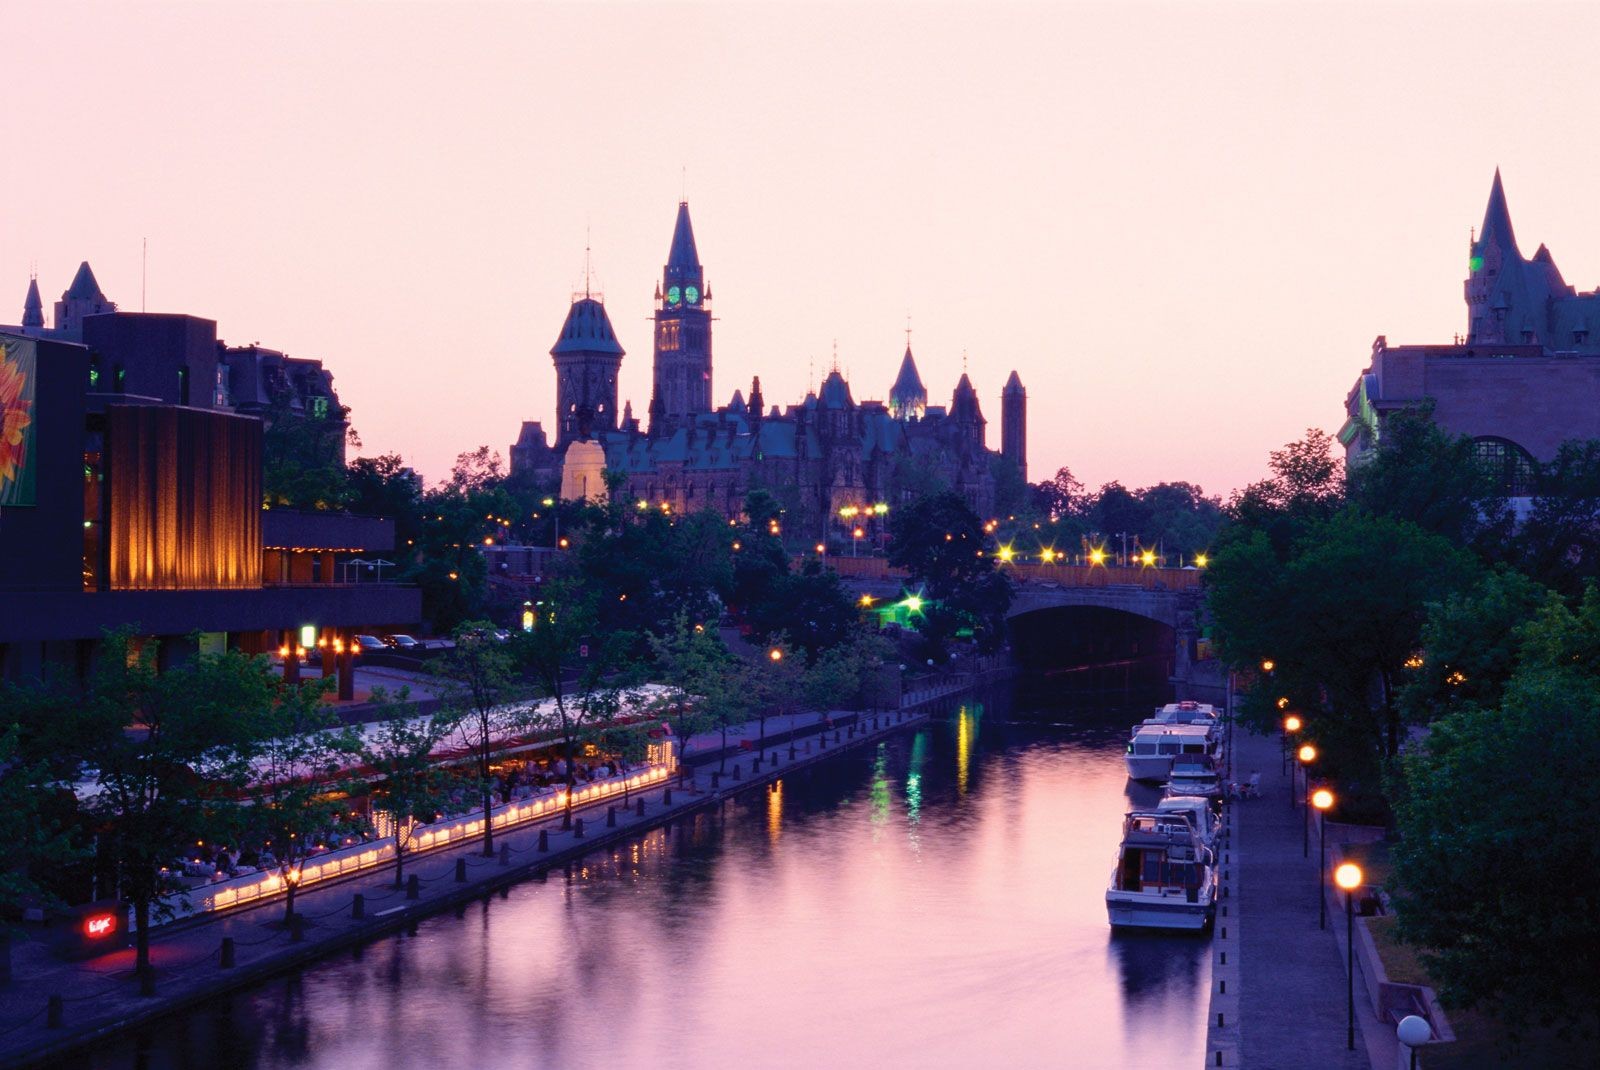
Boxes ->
[0,334,36,507]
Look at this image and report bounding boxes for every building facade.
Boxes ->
[512,203,1028,538]
[1342,171,1600,488]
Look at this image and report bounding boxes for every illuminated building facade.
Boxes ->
[0,269,418,684]
[1343,172,1600,487]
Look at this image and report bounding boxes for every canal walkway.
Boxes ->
[0,696,956,1070]
[1208,728,1401,1070]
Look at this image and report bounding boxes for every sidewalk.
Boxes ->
[0,703,932,1069]
[1212,729,1400,1069]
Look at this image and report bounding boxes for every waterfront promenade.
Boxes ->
[1209,728,1401,1070]
[0,699,944,1070]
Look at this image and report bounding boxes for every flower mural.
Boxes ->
[0,336,37,506]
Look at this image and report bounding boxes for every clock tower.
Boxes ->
[651,201,712,429]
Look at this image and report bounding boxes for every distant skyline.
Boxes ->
[8,1,1600,495]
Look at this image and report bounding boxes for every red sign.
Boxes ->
[84,913,116,938]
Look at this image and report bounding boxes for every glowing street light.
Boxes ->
[1334,862,1365,1050]
[1088,547,1106,566]
[1283,714,1302,733]
[1194,553,1209,568]
[997,543,1015,563]
[1296,744,1318,829]
[768,647,784,662]
[1261,659,1276,673]
[1313,788,1335,928]
[1139,548,1156,567]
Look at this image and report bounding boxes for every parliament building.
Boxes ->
[510,203,1029,540]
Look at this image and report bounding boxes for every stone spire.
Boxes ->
[888,345,927,421]
[1002,370,1027,482]
[21,276,43,330]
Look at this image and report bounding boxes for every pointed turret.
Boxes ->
[653,201,713,425]
[667,201,701,276]
[951,373,981,420]
[888,345,927,421]
[21,277,44,330]
[1001,370,1027,482]
[53,260,115,339]
[1477,168,1519,260]
[65,261,105,301]
[748,376,764,419]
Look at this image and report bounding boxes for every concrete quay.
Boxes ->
[1205,728,1401,1070]
[0,702,941,1070]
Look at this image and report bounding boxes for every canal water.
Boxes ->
[73,693,1211,1070]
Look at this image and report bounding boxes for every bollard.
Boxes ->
[607,806,617,828]
[220,936,236,968]
[770,752,778,765]
[562,810,573,831]
[711,772,721,788]
[537,829,549,853]
[753,755,761,770]
[407,874,420,900]
[46,995,62,1028]
[663,787,673,805]
[290,914,306,943]
[352,893,365,919]
[456,858,467,883]
[789,745,797,760]
[574,817,585,838]
[834,731,841,743]
[636,799,645,817]
[499,844,511,867]
[732,765,742,780]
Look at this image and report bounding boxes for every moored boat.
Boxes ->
[1105,810,1217,930]
[1124,723,1222,782]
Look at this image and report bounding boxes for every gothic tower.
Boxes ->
[651,202,712,429]
[1465,169,1521,346]
[550,295,623,448]
[21,276,44,331]
[888,344,927,420]
[1002,370,1026,482]
[54,261,115,340]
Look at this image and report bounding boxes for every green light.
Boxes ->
[902,595,924,614]
[1469,255,1484,273]
[685,284,700,304]
[666,285,681,304]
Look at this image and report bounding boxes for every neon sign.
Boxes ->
[84,913,116,938]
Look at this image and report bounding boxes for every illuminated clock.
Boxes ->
[666,285,681,305]
[685,285,700,304]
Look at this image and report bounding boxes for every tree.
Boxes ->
[888,491,1014,659]
[512,583,639,825]
[1390,666,1600,1036]
[347,453,424,544]
[0,724,85,928]
[647,615,742,784]
[358,691,455,890]
[261,395,353,510]
[1032,465,1086,521]
[750,637,804,757]
[243,677,360,923]
[743,559,856,660]
[1225,429,1344,556]
[435,622,523,856]
[40,632,266,993]
[1514,439,1600,595]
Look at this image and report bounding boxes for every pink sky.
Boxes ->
[7,1,1600,496]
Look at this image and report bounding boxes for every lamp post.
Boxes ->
[1297,744,1317,851]
[1335,862,1364,1051]
[1282,713,1302,794]
[1396,1014,1431,1070]
[542,497,558,549]
[1312,788,1334,929]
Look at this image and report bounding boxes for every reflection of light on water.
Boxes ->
[767,778,783,843]
[956,706,973,795]
[870,745,891,837]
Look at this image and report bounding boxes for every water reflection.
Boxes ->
[74,692,1209,1070]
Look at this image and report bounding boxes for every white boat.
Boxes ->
[1147,700,1220,726]
[1164,757,1224,800]
[1155,795,1222,848]
[1105,810,1217,931]
[1124,723,1221,782]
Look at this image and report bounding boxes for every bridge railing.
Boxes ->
[823,555,1203,591]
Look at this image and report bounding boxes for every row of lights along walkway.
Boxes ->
[0,703,937,1070]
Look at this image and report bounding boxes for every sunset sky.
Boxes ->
[7,1,1600,496]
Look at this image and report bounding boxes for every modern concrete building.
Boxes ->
[1342,171,1600,490]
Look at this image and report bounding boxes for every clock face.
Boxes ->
[685,285,700,305]
[666,285,681,305]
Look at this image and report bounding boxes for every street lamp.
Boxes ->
[1396,1014,1431,1070]
[1334,862,1364,1051]
[1297,743,1317,837]
[1312,788,1334,928]
[1282,713,1302,788]
[1261,659,1275,673]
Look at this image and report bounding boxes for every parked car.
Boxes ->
[382,634,421,651]
[353,635,387,653]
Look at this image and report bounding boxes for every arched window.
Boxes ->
[1473,437,1536,496]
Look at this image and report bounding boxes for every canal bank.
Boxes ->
[0,701,941,1070]
[1206,728,1401,1070]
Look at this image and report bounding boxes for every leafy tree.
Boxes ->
[0,724,86,927]
[512,583,639,824]
[648,616,742,784]
[888,491,1014,658]
[1390,665,1600,1036]
[1399,569,1557,725]
[1346,407,1511,556]
[243,677,360,922]
[1515,440,1600,595]
[750,637,804,757]
[1208,510,1478,776]
[1031,465,1086,521]
[261,395,353,510]
[743,559,856,660]
[358,691,455,890]
[37,632,266,993]
[988,454,1030,519]
[1224,428,1345,556]
[347,453,424,544]
[435,622,523,856]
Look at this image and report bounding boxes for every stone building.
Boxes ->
[1342,171,1600,491]
[511,203,1028,540]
